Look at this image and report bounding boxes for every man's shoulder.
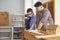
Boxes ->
[43,8,49,12]
[43,8,50,14]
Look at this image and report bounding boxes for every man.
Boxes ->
[34,2,53,31]
[25,8,36,30]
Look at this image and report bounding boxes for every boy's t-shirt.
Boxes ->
[25,15,36,30]
[25,17,31,30]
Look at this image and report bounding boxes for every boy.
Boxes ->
[25,8,36,30]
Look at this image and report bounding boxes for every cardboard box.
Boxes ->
[0,12,9,26]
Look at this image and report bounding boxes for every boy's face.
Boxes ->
[36,5,43,12]
[27,12,33,17]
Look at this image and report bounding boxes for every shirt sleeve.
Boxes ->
[41,10,50,23]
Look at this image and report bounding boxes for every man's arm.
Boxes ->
[38,10,50,30]
[38,22,43,30]
[30,24,36,30]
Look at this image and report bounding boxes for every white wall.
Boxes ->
[55,0,60,26]
[0,0,24,25]
[0,0,24,14]
[25,0,38,15]
[25,0,33,14]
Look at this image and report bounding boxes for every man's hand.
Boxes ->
[37,22,43,30]
[30,24,35,30]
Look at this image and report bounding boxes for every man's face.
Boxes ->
[36,6,43,12]
[27,12,33,17]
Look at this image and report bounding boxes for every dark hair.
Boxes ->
[27,8,33,13]
[34,2,42,7]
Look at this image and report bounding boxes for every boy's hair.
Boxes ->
[34,2,43,7]
[27,8,33,13]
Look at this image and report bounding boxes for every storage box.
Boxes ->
[0,12,9,26]
[46,25,58,35]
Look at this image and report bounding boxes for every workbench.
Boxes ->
[22,30,60,40]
